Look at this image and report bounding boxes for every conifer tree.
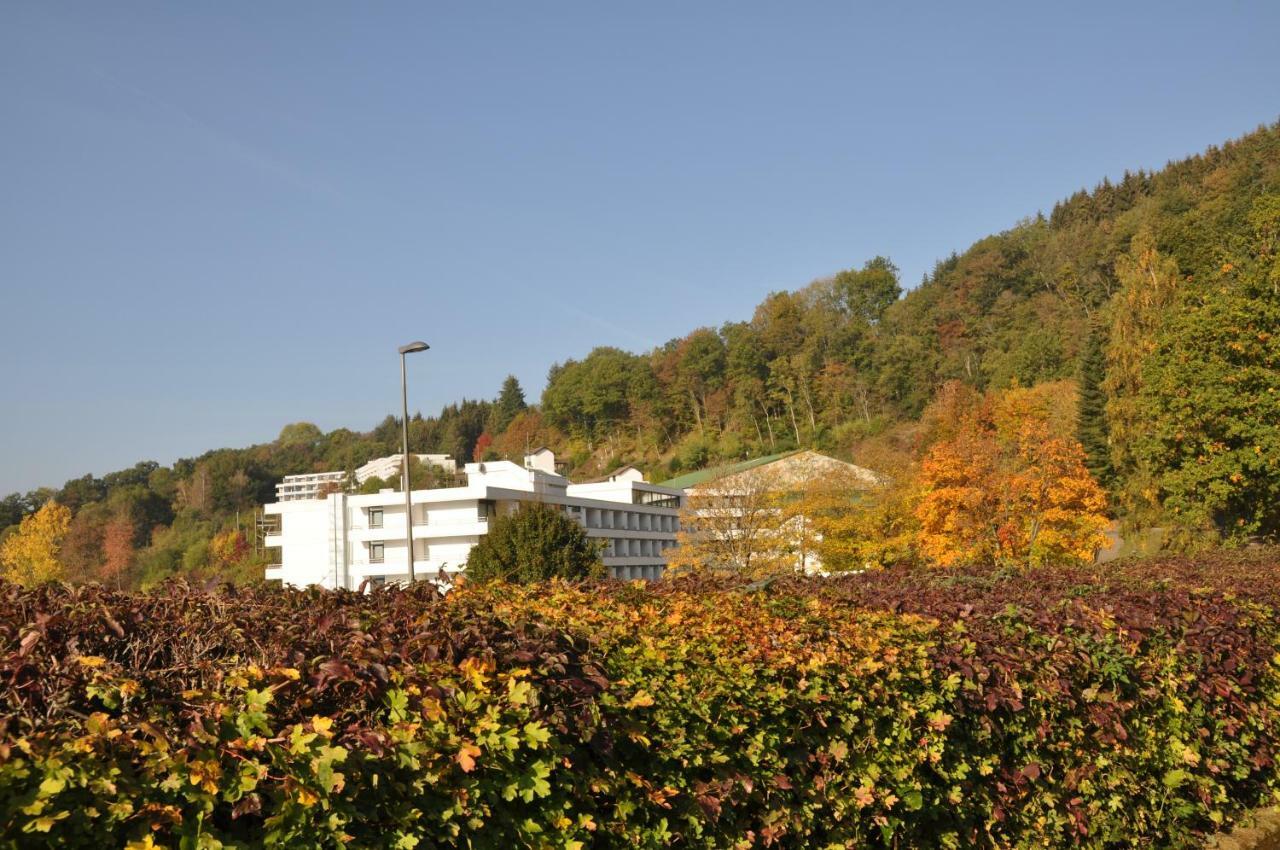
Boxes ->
[1076,324,1112,490]
[492,375,527,434]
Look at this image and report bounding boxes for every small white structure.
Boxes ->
[262,451,684,588]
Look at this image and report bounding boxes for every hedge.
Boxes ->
[2,550,1280,848]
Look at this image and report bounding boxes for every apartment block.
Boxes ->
[262,451,684,588]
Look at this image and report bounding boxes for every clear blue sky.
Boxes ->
[2,2,1278,495]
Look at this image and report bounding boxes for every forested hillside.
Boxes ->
[4,121,1279,585]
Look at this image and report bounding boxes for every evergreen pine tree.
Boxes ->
[1076,324,1112,490]
[492,375,527,434]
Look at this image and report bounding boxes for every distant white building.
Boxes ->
[354,453,456,485]
[262,451,684,588]
[274,470,349,502]
[273,454,458,502]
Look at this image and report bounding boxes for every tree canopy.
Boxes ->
[462,504,604,583]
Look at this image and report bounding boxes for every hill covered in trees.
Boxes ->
[4,121,1280,585]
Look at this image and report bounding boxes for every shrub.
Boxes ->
[1,550,1280,847]
[463,503,604,583]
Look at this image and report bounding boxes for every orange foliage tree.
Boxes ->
[915,382,1108,568]
[100,515,136,589]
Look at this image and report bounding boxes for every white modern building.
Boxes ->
[273,454,458,502]
[262,450,684,588]
[354,453,456,484]
[274,470,349,502]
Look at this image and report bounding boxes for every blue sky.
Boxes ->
[2,2,1278,494]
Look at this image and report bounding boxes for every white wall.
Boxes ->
[265,473,684,589]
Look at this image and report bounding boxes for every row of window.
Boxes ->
[363,501,495,529]
[367,541,427,563]
[569,506,678,533]
[360,501,675,535]
[603,538,676,559]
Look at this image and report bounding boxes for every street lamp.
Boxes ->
[398,341,430,583]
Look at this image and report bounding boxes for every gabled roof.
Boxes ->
[580,464,645,484]
[659,450,802,490]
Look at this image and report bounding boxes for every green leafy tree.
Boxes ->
[463,503,604,583]
[830,256,902,326]
[1104,229,1182,525]
[541,347,643,440]
[277,421,323,447]
[1133,196,1280,543]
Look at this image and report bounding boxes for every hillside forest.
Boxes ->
[4,121,1280,586]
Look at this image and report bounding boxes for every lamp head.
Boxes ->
[398,341,430,355]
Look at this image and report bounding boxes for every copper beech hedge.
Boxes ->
[3,550,1280,848]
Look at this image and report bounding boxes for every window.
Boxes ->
[368,508,383,528]
[478,500,496,522]
[369,542,384,563]
[634,490,681,508]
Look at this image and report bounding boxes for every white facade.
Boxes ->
[262,452,684,588]
[354,453,456,485]
[274,455,458,502]
[275,470,349,502]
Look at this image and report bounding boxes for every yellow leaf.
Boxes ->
[456,743,481,773]
[625,690,655,709]
[77,656,107,668]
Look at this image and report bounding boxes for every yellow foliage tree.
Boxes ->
[0,501,72,585]
[780,467,915,572]
[667,466,792,577]
[915,382,1109,568]
[1104,229,1182,525]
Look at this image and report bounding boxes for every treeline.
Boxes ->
[3,121,1280,585]
[0,393,525,588]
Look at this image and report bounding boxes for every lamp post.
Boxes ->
[398,341,430,583]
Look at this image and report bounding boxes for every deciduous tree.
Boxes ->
[1132,197,1280,543]
[463,504,603,583]
[0,501,72,585]
[100,514,136,588]
[667,466,791,577]
[915,382,1108,568]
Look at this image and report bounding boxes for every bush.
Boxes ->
[2,551,1280,847]
[463,503,604,583]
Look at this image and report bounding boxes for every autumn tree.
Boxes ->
[779,468,890,573]
[100,514,136,588]
[667,465,791,577]
[0,501,72,585]
[472,432,494,462]
[491,410,555,461]
[915,382,1109,568]
[1104,229,1181,525]
[816,434,922,570]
